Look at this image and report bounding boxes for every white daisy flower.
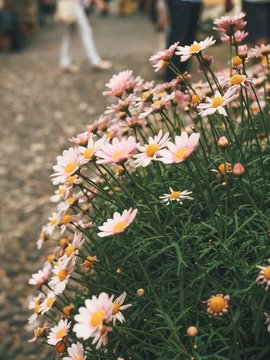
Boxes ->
[48,258,75,295]
[197,86,239,117]
[39,292,56,314]
[176,37,216,62]
[111,291,132,324]
[133,130,170,167]
[159,187,193,205]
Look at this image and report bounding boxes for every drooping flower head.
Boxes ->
[97,208,138,237]
[158,132,200,164]
[213,12,247,36]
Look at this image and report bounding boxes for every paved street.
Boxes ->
[0,12,157,359]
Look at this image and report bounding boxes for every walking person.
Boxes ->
[59,0,112,73]
[242,0,270,46]
[165,0,233,81]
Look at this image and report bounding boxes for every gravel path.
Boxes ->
[0,12,157,360]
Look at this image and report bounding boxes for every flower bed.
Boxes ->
[28,12,270,359]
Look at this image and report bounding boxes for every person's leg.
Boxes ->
[165,0,202,81]
[59,24,75,68]
[74,3,101,66]
[243,2,268,45]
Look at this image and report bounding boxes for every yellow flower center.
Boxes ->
[190,44,201,53]
[230,74,244,85]
[58,269,68,281]
[58,187,65,195]
[112,151,126,159]
[50,218,57,226]
[153,100,162,108]
[264,266,270,280]
[261,56,268,66]
[66,197,75,204]
[59,237,69,247]
[83,148,95,160]
[146,143,159,157]
[46,297,55,308]
[112,302,120,315]
[34,302,41,314]
[209,295,226,313]
[61,214,72,225]
[90,310,105,327]
[64,162,77,174]
[212,97,224,108]
[191,94,200,105]
[56,328,66,340]
[47,254,54,263]
[84,256,95,267]
[65,244,75,257]
[232,56,242,67]
[218,163,231,174]
[75,357,83,360]
[63,304,74,316]
[101,325,108,334]
[169,191,181,200]
[66,175,78,185]
[113,221,128,233]
[175,147,191,161]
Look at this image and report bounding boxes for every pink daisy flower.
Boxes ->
[79,136,106,164]
[158,132,200,164]
[68,131,92,145]
[112,291,132,324]
[95,136,137,165]
[103,70,135,97]
[92,325,113,349]
[29,263,51,287]
[213,12,247,35]
[176,37,216,62]
[73,292,114,340]
[63,342,86,360]
[47,319,71,345]
[51,147,82,186]
[149,42,179,72]
[59,231,85,266]
[97,208,138,237]
[197,86,239,117]
[133,130,170,167]
[221,30,248,44]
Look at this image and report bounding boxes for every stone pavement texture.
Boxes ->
[0,9,227,360]
[0,12,158,360]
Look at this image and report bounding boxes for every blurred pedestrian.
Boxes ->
[59,0,112,73]
[148,0,168,52]
[165,0,233,81]
[242,0,270,45]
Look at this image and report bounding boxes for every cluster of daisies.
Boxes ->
[28,11,270,358]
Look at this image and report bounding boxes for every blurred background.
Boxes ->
[0,0,239,359]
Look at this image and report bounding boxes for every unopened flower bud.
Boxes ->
[63,304,74,316]
[187,326,198,337]
[232,56,242,67]
[137,288,145,296]
[238,45,248,59]
[55,342,65,353]
[201,55,214,67]
[218,136,229,149]
[233,163,245,176]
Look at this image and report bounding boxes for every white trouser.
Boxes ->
[60,3,101,67]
